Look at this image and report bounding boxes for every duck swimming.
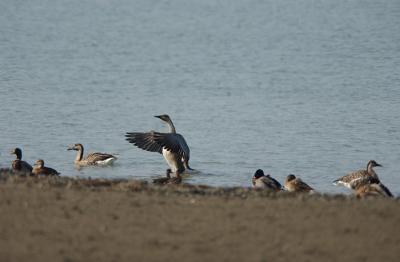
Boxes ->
[252,169,282,191]
[125,114,193,177]
[32,159,60,176]
[67,143,117,166]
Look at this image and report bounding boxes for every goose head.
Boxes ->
[67,143,84,151]
[154,114,171,123]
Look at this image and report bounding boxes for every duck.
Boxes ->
[10,148,32,174]
[67,143,117,166]
[125,114,193,177]
[333,160,381,189]
[32,159,60,176]
[252,169,282,191]
[355,182,393,198]
[284,174,314,193]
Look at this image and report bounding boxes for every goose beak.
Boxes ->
[154,115,162,119]
[67,145,75,151]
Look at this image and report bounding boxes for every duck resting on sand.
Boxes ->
[252,169,282,191]
[67,143,117,166]
[10,148,32,174]
[284,174,314,193]
[125,114,193,179]
[32,159,60,176]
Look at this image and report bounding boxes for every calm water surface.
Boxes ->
[1,0,399,195]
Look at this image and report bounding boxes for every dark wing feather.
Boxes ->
[125,131,163,154]
[378,183,393,197]
[175,134,190,160]
[126,131,187,159]
[351,175,380,190]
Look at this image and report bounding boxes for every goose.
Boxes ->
[125,114,193,176]
[284,174,314,193]
[32,159,60,176]
[333,160,381,189]
[67,143,117,166]
[252,169,282,191]
[355,182,393,198]
[10,148,32,173]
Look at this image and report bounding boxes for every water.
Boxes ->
[1,0,399,195]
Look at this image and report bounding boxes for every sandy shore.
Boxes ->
[0,175,399,262]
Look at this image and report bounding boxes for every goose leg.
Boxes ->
[166,168,172,178]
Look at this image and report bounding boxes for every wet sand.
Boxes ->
[0,176,399,262]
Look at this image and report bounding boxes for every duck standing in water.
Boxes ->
[284,174,314,193]
[67,143,117,166]
[10,148,32,174]
[32,159,60,176]
[252,169,282,191]
[125,114,193,180]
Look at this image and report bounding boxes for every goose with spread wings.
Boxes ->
[125,115,193,177]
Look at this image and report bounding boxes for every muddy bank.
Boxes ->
[0,176,399,262]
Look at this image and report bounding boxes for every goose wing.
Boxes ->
[377,183,393,197]
[348,173,380,190]
[85,152,116,163]
[334,169,376,188]
[175,133,190,160]
[125,131,188,158]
